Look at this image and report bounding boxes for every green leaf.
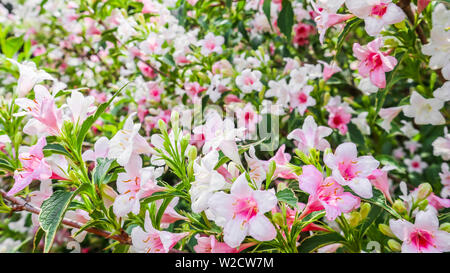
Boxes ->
[276,188,298,208]
[43,144,73,159]
[336,18,362,51]
[0,158,15,172]
[297,232,346,253]
[32,227,45,253]
[277,0,294,41]
[76,83,128,154]
[263,0,273,31]
[2,36,24,58]
[38,190,78,253]
[347,123,365,149]
[375,154,405,174]
[358,205,383,239]
[93,158,116,186]
[348,187,401,219]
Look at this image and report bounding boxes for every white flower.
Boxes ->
[433,81,450,102]
[400,121,419,139]
[404,155,428,174]
[198,33,224,56]
[190,150,227,213]
[8,59,54,97]
[266,79,290,107]
[403,91,445,125]
[351,112,371,135]
[432,127,450,161]
[66,90,97,124]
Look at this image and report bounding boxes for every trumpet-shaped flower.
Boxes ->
[66,90,97,124]
[345,0,405,36]
[14,85,63,136]
[289,85,316,115]
[403,91,445,125]
[352,38,398,88]
[389,210,450,253]
[108,113,153,166]
[113,156,165,217]
[194,235,255,253]
[298,165,360,221]
[287,115,332,155]
[324,142,379,198]
[8,59,55,97]
[131,211,188,253]
[235,69,263,93]
[208,174,277,248]
[190,150,227,213]
[8,137,52,196]
[198,33,224,56]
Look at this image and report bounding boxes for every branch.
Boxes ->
[397,0,428,45]
[0,189,132,245]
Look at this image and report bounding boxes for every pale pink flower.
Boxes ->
[235,69,263,93]
[66,90,97,124]
[378,106,403,132]
[113,156,165,217]
[82,137,110,163]
[311,1,354,44]
[367,166,394,204]
[352,38,398,88]
[403,91,445,125]
[389,210,450,253]
[14,85,63,136]
[432,127,450,161]
[208,174,277,248]
[184,81,206,102]
[324,142,380,198]
[404,155,428,174]
[131,211,189,253]
[319,60,342,81]
[289,85,316,115]
[235,103,261,136]
[29,179,53,226]
[194,235,256,253]
[267,144,297,180]
[345,0,405,36]
[157,197,188,228]
[439,163,450,198]
[298,165,360,221]
[8,137,52,196]
[199,33,224,56]
[137,61,157,79]
[393,147,405,159]
[287,115,332,155]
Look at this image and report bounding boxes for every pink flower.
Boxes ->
[287,115,332,155]
[404,155,428,174]
[324,142,380,198]
[8,137,52,196]
[389,210,450,253]
[15,85,63,136]
[289,85,316,115]
[267,144,297,180]
[326,105,352,135]
[199,33,224,56]
[318,60,342,81]
[345,0,405,36]
[368,167,394,204]
[208,174,277,248]
[157,197,188,228]
[235,103,261,136]
[82,137,110,164]
[417,0,431,14]
[352,38,398,88]
[131,211,189,253]
[293,23,315,46]
[8,59,54,97]
[29,179,53,226]
[113,156,165,217]
[184,81,206,102]
[378,106,403,132]
[194,235,256,253]
[137,61,157,79]
[310,1,354,44]
[147,81,163,103]
[298,165,360,221]
[235,69,263,94]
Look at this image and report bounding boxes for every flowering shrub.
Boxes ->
[0,0,449,254]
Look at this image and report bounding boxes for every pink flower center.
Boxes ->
[205,40,216,51]
[244,76,255,86]
[371,3,388,18]
[298,92,308,104]
[244,111,254,122]
[410,229,435,251]
[368,52,383,69]
[234,197,259,221]
[412,161,420,168]
[338,161,358,181]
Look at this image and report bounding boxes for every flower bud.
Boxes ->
[266,160,276,181]
[187,146,197,162]
[272,212,284,227]
[158,119,167,132]
[360,203,371,220]
[348,211,361,227]
[387,239,401,252]
[378,224,395,238]
[439,223,450,233]
[101,184,118,208]
[393,200,407,214]
[417,199,429,210]
[228,162,240,178]
[417,183,432,201]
